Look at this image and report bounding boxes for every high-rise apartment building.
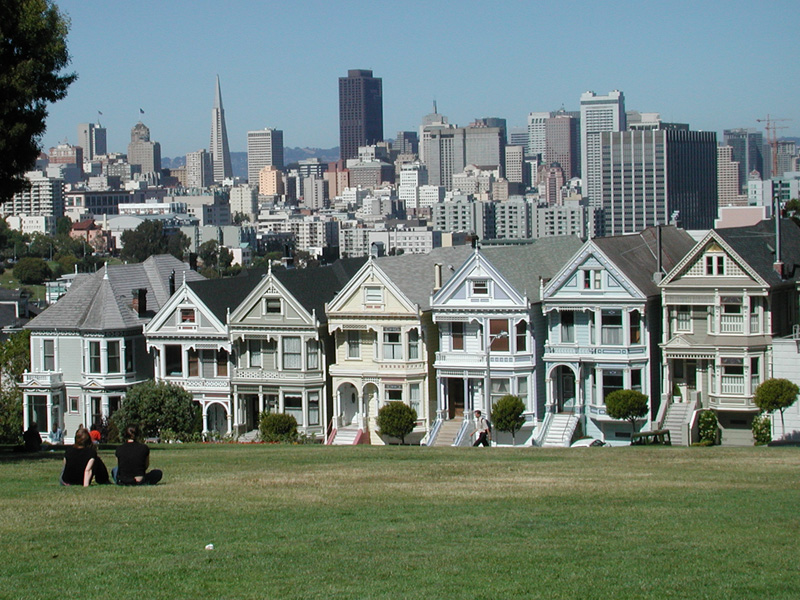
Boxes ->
[210,75,233,183]
[258,165,284,197]
[186,150,213,189]
[723,128,764,192]
[127,122,161,175]
[77,122,107,160]
[600,129,717,236]
[229,185,259,221]
[504,145,526,185]
[338,69,383,162]
[4,171,64,223]
[247,128,284,184]
[581,90,626,207]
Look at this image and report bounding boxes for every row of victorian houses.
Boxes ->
[20,218,800,447]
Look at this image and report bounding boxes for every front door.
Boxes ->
[555,366,576,413]
[447,378,465,419]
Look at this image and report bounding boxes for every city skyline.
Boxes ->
[41,0,799,159]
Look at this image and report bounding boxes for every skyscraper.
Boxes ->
[723,128,764,192]
[600,128,717,236]
[77,122,107,160]
[127,122,161,175]
[580,90,626,207]
[338,69,383,162]
[210,75,233,183]
[545,114,578,178]
[186,149,213,189]
[247,128,284,184]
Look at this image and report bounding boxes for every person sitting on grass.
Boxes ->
[60,427,110,486]
[112,425,162,485]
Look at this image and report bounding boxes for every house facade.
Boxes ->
[228,259,365,438]
[542,227,695,445]
[430,237,583,445]
[326,247,471,444]
[22,255,203,443]
[144,271,265,435]
[659,219,800,445]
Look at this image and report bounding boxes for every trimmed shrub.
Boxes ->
[491,394,526,445]
[376,401,417,445]
[605,389,649,435]
[112,380,201,441]
[697,410,719,445]
[259,412,298,443]
[752,414,771,446]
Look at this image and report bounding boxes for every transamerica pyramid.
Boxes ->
[210,75,233,182]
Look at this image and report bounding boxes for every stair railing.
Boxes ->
[422,418,442,446]
[453,418,473,447]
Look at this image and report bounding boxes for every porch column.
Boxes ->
[46,394,54,435]
[232,386,239,429]
[463,377,470,416]
[23,394,30,430]
[202,404,208,433]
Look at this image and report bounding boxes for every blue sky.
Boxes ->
[42,0,799,159]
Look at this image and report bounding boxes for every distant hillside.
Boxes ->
[162,147,340,179]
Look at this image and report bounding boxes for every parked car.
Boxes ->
[570,438,607,447]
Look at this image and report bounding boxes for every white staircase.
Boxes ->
[663,403,693,446]
[431,419,464,447]
[239,429,260,442]
[330,426,360,445]
[542,414,579,447]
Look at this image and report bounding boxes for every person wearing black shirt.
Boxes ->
[113,424,162,485]
[60,427,110,486]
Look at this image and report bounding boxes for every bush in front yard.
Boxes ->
[751,414,771,446]
[259,412,298,443]
[697,410,719,445]
[376,401,417,445]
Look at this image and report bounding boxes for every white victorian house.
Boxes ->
[542,227,695,445]
[326,247,471,445]
[430,237,583,446]
[22,255,204,443]
[228,259,365,438]
[144,271,265,436]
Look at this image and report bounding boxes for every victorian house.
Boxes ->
[430,237,583,446]
[326,247,471,445]
[144,270,265,436]
[541,227,695,445]
[22,255,203,442]
[659,219,800,445]
[228,259,365,438]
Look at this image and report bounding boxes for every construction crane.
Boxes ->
[756,114,792,177]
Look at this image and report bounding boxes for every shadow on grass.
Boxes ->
[0,446,66,464]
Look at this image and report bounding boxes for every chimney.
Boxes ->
[774,209,784,279]
[168,270,175,296]
[434,263,443,291]
[653,225,664,284]
[131,288,147,317]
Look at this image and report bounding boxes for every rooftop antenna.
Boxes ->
[433,100,437,115]
[97,110,103,126]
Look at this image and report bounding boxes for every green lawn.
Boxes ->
[1,445,797,600]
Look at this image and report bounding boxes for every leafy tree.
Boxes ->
[0,330,30,444]
[754,378,799,438]
[0,0,76,204]
[13,256,51,284]
[198,239,218,268]
[259,412,298,443]
[219,246,233,270]
[605,389,649,436]
[491,394,526,445]
[376,401,417,444]
[120,221,188,262]
[111,380,200,441]
[56,216,72,236]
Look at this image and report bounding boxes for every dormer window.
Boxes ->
[583,269,602,289]
[706,254,725,276]
[365,286,383,304]
[180,308,196,324]
[264,299,281,314]
[471,279,489,296]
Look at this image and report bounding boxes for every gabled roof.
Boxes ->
[374,246,473,310]
[272,257,367,322]
[716,219,800,286]
[592,226,696,297]
[481,236,583,301]
[26,255,204,333]
[186,268,267,323]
